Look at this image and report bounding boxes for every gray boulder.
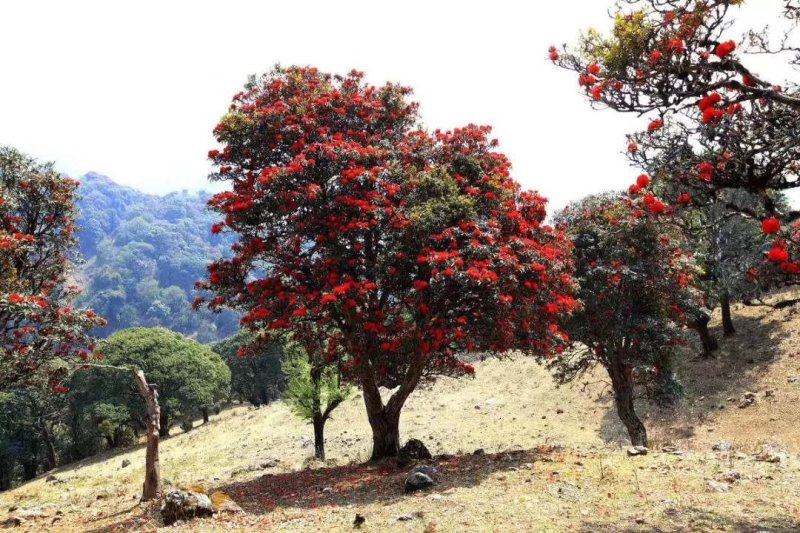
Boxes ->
[711,441,733,452]
[400,439,431,460]
[397,438,432,468]
[161,490,213,526]
[409,464,439,482]
[404,472,434,493]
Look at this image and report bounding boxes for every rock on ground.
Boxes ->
[161,490,213,526]
[404,472,435,493]
[397,438,432,467]
[627,446,648,456]
[409,464,440,482]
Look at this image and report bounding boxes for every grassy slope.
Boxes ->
[3,302,800,532]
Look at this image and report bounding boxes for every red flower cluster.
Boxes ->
[649,50,663,64]
[695,162,714,182]
[714,40,736,58]
[761,217,781,235]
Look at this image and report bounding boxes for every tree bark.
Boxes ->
[0,462,11,491]
[366,405,401,460]
[133,370,161,501]
[201,407,209,424]
[158,412,170,437]
[609,362,648,447]
[21,459,37,481]
[721,292,736,337]
[693,316,719,357]
[40,421,57,471]
[312,413,326,461]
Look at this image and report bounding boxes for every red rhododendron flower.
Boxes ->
[702,107,725,124]
[696,162,714,181]
[8,294,25,304]
[412,280,429,291]
[715,40,736,58]
[666,38,685,55]
[636,174,651,188]
[647,119,664,131]
[320,293,337,305]
[548,46,559,61]
[587,63,601,75]
[761,217,781,235]
[627,142,638,154]
[649,50,663,64]
[697,93,722,111]
[768,245,789,263]
[648,200,665,215]
[677,193,692,206]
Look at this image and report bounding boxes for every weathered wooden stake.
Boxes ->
[133,370,161,501]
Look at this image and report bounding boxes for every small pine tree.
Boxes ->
[281,340,350,461]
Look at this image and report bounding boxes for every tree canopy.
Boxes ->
[212,330,286,407]
[77,327,230,436]
[551,0,800,278]
[0,147,105,391]
[197,66,578,458]
[554,192,704,445]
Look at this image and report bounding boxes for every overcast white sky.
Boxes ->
[0,0,789,211]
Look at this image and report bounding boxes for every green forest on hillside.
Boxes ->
[74,173,240,343]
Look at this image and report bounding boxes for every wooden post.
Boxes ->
[133,370,161,501]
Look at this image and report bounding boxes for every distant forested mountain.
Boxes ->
[74,173,239,343]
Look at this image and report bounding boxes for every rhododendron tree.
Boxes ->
[551,0,800,277]
[646,172,784,344]
[197,66,577,459]
[554,193,704,446]
[0,147,105,391]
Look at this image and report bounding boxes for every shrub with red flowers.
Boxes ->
[0,147,105,391]
[551,0,800,277]
[554,193,704,446]
[196,66,577,459]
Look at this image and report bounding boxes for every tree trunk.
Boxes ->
[609,362,648,447]
[201,407,209,424]
[0,461,11,491]
[365,405,401,460]
[312,413,326,461]
[693,316,719,357]
[721,292,736,337]
[40,422,57,471]
[21,458,37,481]
[133,370,161,501]
[158,412,169,437]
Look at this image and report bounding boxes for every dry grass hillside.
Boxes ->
[3,300,800,532]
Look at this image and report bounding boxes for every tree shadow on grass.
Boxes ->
[579,505,800,532]
[84,446,560,532]
[597,310,788,446]
[217,446,556,513]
